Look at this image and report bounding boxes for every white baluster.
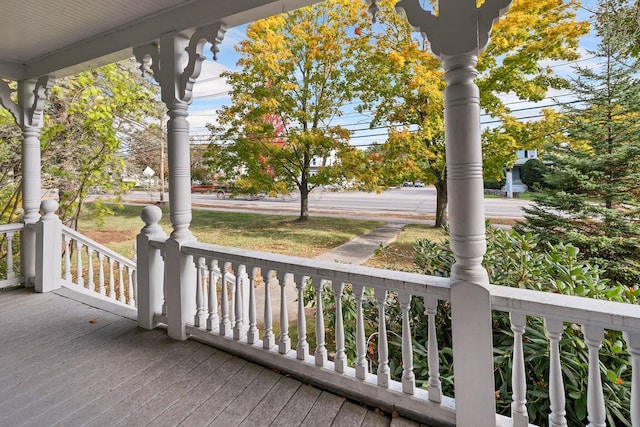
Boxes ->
[194,257,206,328]
[219,262,231,336]
[583,325,606,427]
[63,235,71,281]
[87,247,94,292]
[425,296,442,403]
[233,265,246,340]
[296,276,309,359]
[207,260,220,332]
[354,284,368,380]
[510,312,528,426]
[108,257,115,299]
[263,270,275,349]
[97,252,105,295]
[314,279,328,367]
[6,231,15,279]
[545,318,567,427]
[229,272,236,327]
[160,247,167,315]
[399,292,415,394]
[376,288,390,387]
[624,331,640,427]
[279,273,291,354]
[76,241,84,287]
[247,267,259,344]
[333,281,346,373]
[118,263,125,303]
[127,266,135,306]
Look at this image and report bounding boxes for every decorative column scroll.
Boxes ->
[394,1,512,425]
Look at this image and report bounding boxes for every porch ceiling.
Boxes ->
[0,0,321,81]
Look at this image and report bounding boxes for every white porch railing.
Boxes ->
[134,206,640,427]
[61,225,137,307]
[0,223,23,289]
[492,286,640,427]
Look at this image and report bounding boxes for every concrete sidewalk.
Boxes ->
[315,222,406,265]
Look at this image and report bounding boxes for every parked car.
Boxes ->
[190,181,216,193]
[413,181,425,187]
[402,181,413,187]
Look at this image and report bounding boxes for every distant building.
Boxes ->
[503,149,538,198]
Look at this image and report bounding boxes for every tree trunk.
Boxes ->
[434,179,448,227]
[299,184,309,221]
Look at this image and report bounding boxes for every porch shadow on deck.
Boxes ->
[0,287,425,427]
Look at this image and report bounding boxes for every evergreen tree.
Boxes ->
[519,0,640,286]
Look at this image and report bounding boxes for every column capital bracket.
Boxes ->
[0,76,54,128]
[395,0,512,57]
[133,21,227,105]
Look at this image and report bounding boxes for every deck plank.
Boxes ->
[331,400,368,427]
[0,287,397,427]
[273,384,322,426]
[116,349,234,426]
[238,376,301,427]
[361,410,392,427]
[208,368,281,427]
[300,391,344,427]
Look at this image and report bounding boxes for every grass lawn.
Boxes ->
[78,203,384,259]
[364,224,445,272]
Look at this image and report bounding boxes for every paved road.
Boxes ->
[130,186,531,220]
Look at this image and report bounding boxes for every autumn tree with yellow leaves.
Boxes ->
[358,0,588,226]
[207,0,374,220]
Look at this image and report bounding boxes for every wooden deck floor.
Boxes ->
[0,287,403,427]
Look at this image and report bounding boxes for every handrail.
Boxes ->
[0,223,24,233]
[182,241,451,300]
[491,284,640,331]
[61,225,135,269]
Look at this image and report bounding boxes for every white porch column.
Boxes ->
[134,23,226,340]
[396,1,512,425]
[0,77,54,287]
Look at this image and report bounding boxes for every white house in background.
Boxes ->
[504,149,538,198]
[309,151,337,176]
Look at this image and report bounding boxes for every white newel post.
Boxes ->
[396,1,512,425]
[0,77,54,287]
[134,23,226,341]
[137,205,168,330]
[35,200,61,293]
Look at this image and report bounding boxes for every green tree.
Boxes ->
[519,158,547,189]
[0,59,163,229]
[358,0,588,227]
[207,0,372,220]
[42,59,162,228]
[519,0,640,287]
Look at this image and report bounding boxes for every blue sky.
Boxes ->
[189,0,602,147]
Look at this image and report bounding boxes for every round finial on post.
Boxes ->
[140,205,162,236]
[141,205,162,228]
[40,199,59,219]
